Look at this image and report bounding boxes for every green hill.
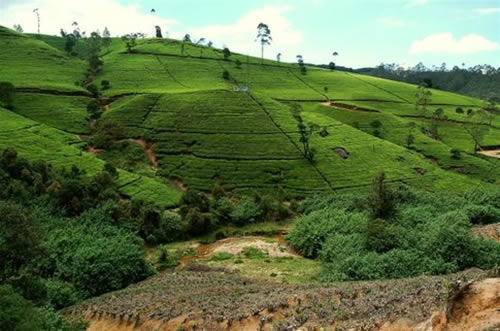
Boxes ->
[0,26,498,205]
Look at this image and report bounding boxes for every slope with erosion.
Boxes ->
[65,267,499,331]
[0,106,180,206]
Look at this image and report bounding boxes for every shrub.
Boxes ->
[86,83,100,97]
[44,279,79,309]
[289,186,500,282]
[222,70,230,80]
[450,148,461,159]
[230,196,262,225]
[0,81,15,108]
[100,80,111,90]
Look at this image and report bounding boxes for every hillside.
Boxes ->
[1,23,500,331]
[1,26,498,204]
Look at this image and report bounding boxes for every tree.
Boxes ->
[155,25,162,38]
[222,70,230,80]
[370,120,383,137]
[86,100,102,120]
[276,53,282,63]
[222,47,231,61]
[195,38,206,57]
[406,122,416,148]
[367,171,395,219]
[102,27,112,49]
[331,52,338,70]
[235,59,242,69]
[415,83,432,117]
[297,55,307,75]
[293,105,315,162]
[0,201,42,282]
[87,32,103,75]
[64,34,76,56]
[429,108,446,139]
[463,109,491,153]
[256,23,272,64]
[0,82,15,109]
[121,34,137,53]
[183,34,192,43]
[13,24,23,33]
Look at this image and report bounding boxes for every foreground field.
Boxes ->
[65,268,499,330]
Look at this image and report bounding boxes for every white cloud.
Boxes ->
[410,32,499,54]
[406,0,428,8]
[474,8,500,14]
[191,5,304,62]
[377,17,405,27]
[0,0,177,37]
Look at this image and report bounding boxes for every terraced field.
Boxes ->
[0,25,498,205]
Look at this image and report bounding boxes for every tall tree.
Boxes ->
[222,47,231,61]
[256,23,272,64]
[121,34,137,53]
[33,8,40,36]
[155,25,162,38]
[276,53,282,63]
[463,109,491,153]
[297,55,307,75]
[415,83,432,117]
[102,27,112,48]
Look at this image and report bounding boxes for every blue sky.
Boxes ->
[1,0,499,68]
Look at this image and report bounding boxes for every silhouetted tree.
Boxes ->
[155,25,162,38]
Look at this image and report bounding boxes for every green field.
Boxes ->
[0,26,498,205]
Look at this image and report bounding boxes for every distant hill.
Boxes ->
[312,63,500,102]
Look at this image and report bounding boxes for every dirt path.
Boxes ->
[472,223,500,242]
[321,101,379,113]
[133,139,158,169]
[480,149,500,159]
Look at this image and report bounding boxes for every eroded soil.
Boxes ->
[64,269,499,331]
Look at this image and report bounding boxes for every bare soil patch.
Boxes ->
[480,149,500,159]
[180,236,298,265]
[471,223,500,242]
[322,101,379,113]
[133,139,158,169]
[333,147,350,159]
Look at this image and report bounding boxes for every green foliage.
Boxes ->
[230,196,262,225]
[38,220,153,297]
[289,186,500,282]
[0,81,15,109]
[86,99,102,120]
[242,247,267,259]
[0,285,85,331]
[0,201,42,282]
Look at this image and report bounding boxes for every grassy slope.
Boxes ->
[1,28,498,200]
[0,27,87,91]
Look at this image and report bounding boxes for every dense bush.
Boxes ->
[37,220,153,297]
[288,183,500,281]
[0,285,86,331]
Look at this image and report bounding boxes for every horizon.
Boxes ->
[0,0,499,69]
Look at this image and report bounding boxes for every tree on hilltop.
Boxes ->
[256,23,272,64]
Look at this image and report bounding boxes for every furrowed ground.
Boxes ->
[1,25,498,204]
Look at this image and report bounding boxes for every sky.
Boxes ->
[0,0,499,68]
